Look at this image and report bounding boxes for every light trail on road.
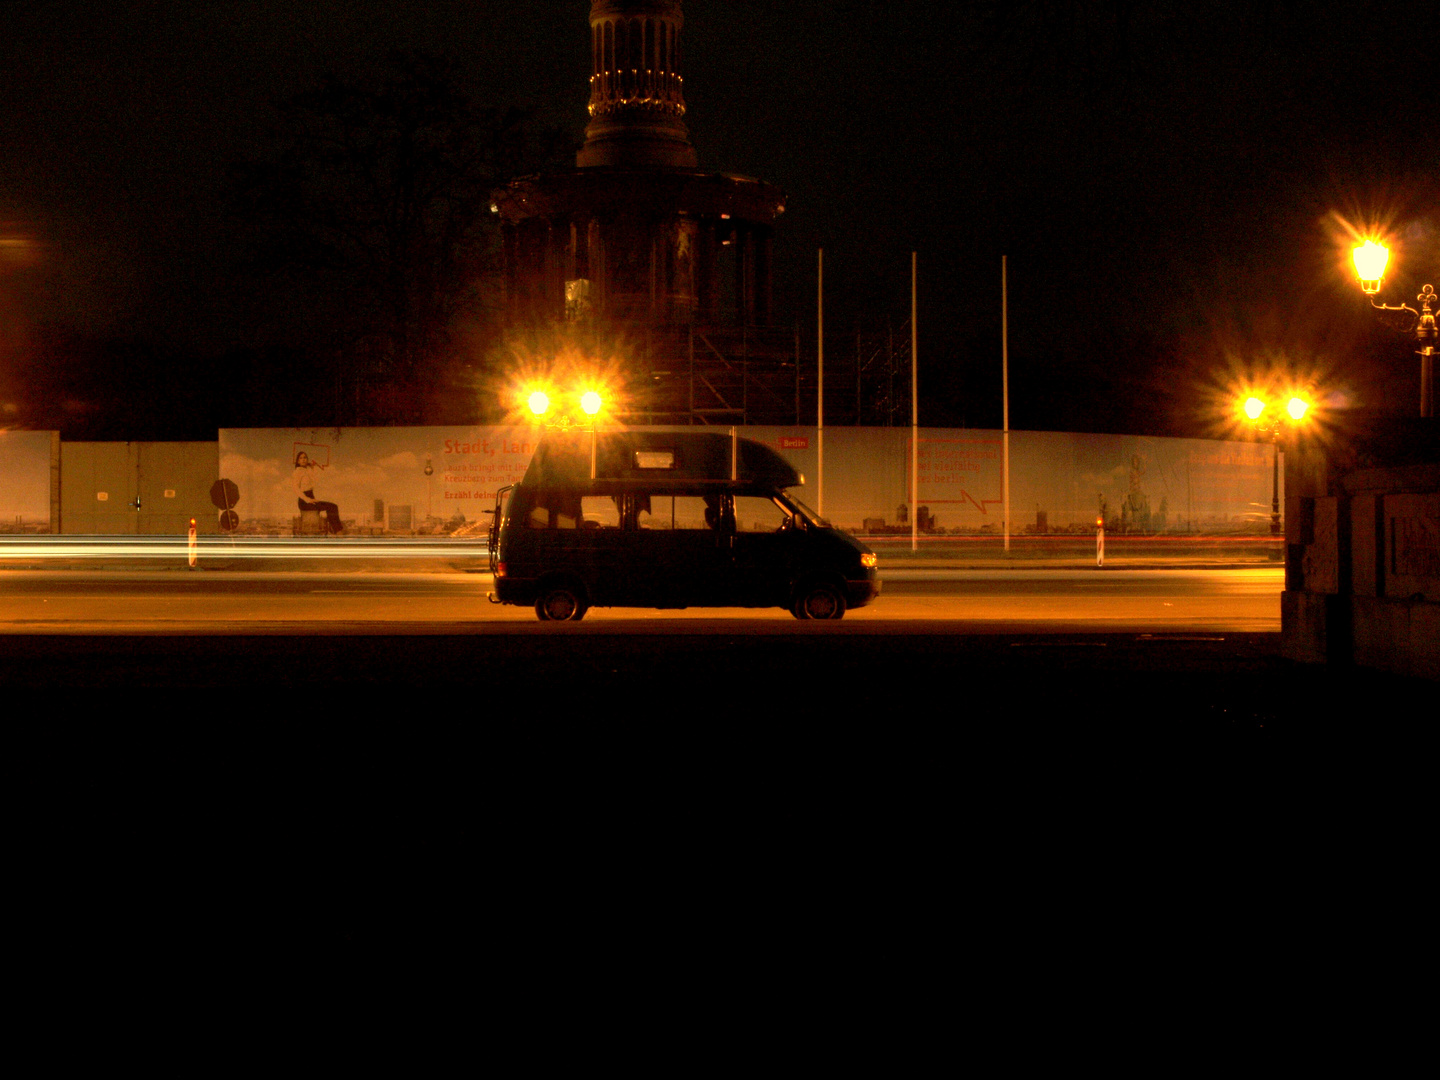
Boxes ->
[0,535,489,560]
[0,567,1283,633]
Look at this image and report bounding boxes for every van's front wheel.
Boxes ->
[792,582,846,620]
[536,585,587,622]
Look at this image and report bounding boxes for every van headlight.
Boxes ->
[860,553,878,569]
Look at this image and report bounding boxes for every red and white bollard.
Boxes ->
[1096,514,1105,569]
[188,517,198,569]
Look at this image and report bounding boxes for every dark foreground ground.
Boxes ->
[0,624,1414,717]
[6,629,1428,1056]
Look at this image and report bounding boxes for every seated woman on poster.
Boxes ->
[293,450,342,534]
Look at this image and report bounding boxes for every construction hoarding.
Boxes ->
[199,425,1274,536]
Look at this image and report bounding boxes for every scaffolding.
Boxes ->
[851,316,913,427]
[598,314,914,428]
[613,322,803,426]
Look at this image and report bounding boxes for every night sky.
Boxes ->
[2,1,1436,438]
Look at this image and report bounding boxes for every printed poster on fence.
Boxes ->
[218,427,539,535]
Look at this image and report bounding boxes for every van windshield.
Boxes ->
[780,493,829,529]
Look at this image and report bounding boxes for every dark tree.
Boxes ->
[233,51,568,425]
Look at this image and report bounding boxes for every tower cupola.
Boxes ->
[577,1,698,169]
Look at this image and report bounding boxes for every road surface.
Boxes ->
[0,566,1282,632]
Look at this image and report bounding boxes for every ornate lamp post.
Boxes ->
[1243,393,1311,534]
[1351,240,1437,418]
[527,385,608,478]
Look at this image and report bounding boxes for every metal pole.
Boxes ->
[911,251,918,553]
[1422,348,1434,419]
[1002,255,1010,554]
[1270,431,1281,535]
[888,320,895,427]
[818,248,824,518]
[1420,287,1436,417]
[742,323,748,426]
[794,321,801,426]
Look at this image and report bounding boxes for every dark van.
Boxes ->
[487,430,879,620]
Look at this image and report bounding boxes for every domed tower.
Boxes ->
[494,1,793,424]
[577,1,697,170]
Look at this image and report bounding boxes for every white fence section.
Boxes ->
[218,426,1276,536]
[0,426,1276,537]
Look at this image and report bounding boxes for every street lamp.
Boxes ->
[1242,392,1311,534]
[1350,239,1437,418]
[523,383,608,479]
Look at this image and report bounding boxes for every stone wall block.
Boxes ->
[1351,495,1379,597]
[1285,495,1312,591]
[1383,493,1440,603]
[1285,495,1312,545]
[1300,496,1338,594]
[1280,590,1327,664]
[1352,595,1440,681]
[1411,602,1440,681]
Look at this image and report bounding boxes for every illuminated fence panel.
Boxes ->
[745,426,1276,534]
[0,425,1278,560]
[0,430,56,534]
[219,427,538,537]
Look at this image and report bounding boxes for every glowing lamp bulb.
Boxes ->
[1244,397,1265,420]
[580,390,603,416]
[1352,240,1389,294]
[1287,397,1309,421]
[527,390,550,417]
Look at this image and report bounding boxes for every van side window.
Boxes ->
[635,494,675,529]
[634,494,662,529]
[581,494,621,529]
[526,488,582,529]
[674,495,714,531]
[633,494,717,531]
[734,495,791,532]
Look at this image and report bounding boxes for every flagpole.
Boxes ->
[1003,255,1010,554]
[911,251,918,553]
[817,248,824,518]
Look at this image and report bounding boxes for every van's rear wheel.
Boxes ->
[536,586,587,622]
[792,582,846,620]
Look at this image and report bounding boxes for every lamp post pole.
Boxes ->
[1269,428,1281,536]
[527,387,607,480]
[1244,394,1307,535]
[1376,282,1436,419]
[1418,285,1435,419]
[1352,241,1436,418]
